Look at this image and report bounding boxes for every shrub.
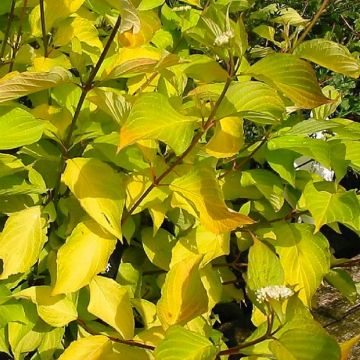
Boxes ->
[0,0,359,359]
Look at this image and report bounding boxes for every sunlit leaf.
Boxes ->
[170,167,254,234]
[249,54,330,108]
[157,255,208,327]
[13,286,77,327]
[0,206,46,279]
[0,68,71,103]
[205,117,244,158]
[0,107,44,150]
[119,93,197,155]
[88,275,134,339]
[58,335,114,360]
[294,39,360,78]
[247,236,284,291]
[300,182,360,232]
[62,157,125,239]
[154,325,217,360]
[271,222,330,306]
[52,220,116,295]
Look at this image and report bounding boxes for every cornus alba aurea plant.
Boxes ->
[0,0,359,359]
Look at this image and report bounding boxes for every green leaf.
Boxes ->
[157,255,208,327]
[325,269,357,304]
[247,236,284,291]
[170,167,254,234]
[249,54,330,108]
[272,223,330,306]
[88,88,130,125]
[119,93,197,155]
[207,81,285,123]
[268,136,331,168]
[270,327,340,360]
[154,325,217,360]
[300,182,360,232]
[141,227,176,271]
[37,326,64,360]
[62,157,125,239]
[294,39,360,78]
[266,149,297,186]
[241,170,285,211]
[88,275,134,339]
[13,286,77,327]
[104,0,140,33]
[0,107,44,150]
[0,206,47,279]
[0,68,71,103]
[58,335,114,360]
[52,219,116,295]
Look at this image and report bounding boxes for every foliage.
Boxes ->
[0,0,359,359]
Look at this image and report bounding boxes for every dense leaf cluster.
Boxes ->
[0,0,359,359]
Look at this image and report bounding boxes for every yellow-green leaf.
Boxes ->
[0,68,71,103]
[300,182,360,232]
[0,206,46,279]
[154,325,217,360]
[13,286,77,327]
[294,39,360,78]
[249,54,330,108]
[272,223,330,306]
[119,93,197,155]
[247,236,284,292]
[58,335,113,360]
[30,0,86,36]
[170,225,230,267]
[157,255,208,328]
[62,158,125,239]
[52,220,116,295]
[88,275,134,339]
[169,167,254,234]
[0,107,44,150]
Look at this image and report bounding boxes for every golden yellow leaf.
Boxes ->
[170,167,254,234]
[13,286,77,327]
[157,255,208,328]
[205,117,244,158]
[62,158,125,239]
[88,276,134,339]
[52,220,116,295]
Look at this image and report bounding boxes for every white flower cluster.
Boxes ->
[256,285,294,303]
[172,5,192,12]
[213,30,234,46]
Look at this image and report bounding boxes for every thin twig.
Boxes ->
[77,319,155,351]
[133,72,158,95]
[51,16,122,202]
[0,0,16,60]
[9,0,28,72]
[293,0,331,50]
[219,310,276,356]
[39,0,48,57]
[324,304,360,328]
[332,258,360,268]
